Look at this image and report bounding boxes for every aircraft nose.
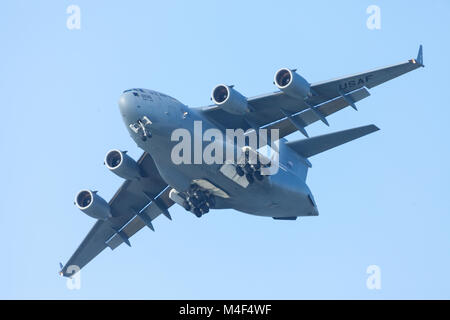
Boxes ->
[118,92,138,116]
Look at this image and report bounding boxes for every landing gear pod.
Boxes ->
[105,149,142,180]
[169,188,189,209]
[75,190,112,220]
[274,68,312,99]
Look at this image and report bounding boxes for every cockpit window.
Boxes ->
[123,88,146,94]
[133,92,139,97]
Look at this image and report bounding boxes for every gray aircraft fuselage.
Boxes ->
[59,47,423,277]
[118,89,318,218]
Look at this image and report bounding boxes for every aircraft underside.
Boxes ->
[60,46,423,277]
[142,142,317,219]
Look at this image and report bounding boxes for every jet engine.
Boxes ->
[105,149,142,180]
[75,189,112,220]
[211,84,249,115]
[274,68,311,99]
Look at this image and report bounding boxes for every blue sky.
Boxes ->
[1,0,449,299]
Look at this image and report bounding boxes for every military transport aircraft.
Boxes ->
[60,46,424,277]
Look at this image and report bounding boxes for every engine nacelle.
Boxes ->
[211,84,249,115]
[105,149,142,180]
[274,68,311,99]
[75,189,112,220]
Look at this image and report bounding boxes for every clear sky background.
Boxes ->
[1,0,449,299]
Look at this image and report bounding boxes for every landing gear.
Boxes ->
[129,116,152,141]
[193,207,202,218]
[236,166,245,177]
[169,185,217,218]
[254,170,264,181]
[235,149,268,184]
[185,186,215,218]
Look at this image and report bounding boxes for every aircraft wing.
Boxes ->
[198,46,424,139]
[60,152,173,277]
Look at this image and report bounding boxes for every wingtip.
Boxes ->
[410,45,424,67]
[417,44,424,67]
[365,124,380,133]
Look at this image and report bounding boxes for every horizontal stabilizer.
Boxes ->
[285,125,379,158]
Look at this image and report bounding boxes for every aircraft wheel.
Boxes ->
[254,170,264,181]
[189,196,200,207]
[200,204,209,214]
[244,163,254,174]
[246,173,254,184]
[193,208,202,218]
[236,166,245,177]
[207,195,216,208]
[195,192,207,203]
[183,202,191,211]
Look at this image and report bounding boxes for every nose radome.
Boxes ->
[118,92,137,115]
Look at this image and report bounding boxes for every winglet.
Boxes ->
[416,45,424,67]
[59,262,64,276]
